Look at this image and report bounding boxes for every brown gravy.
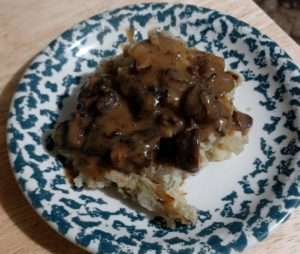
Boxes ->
[53,31,252,176]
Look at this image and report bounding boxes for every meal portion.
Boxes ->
[52,31,253,225]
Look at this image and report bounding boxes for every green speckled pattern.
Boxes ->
[7,3,300,254]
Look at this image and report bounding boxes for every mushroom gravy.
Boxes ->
[53,31,253,178]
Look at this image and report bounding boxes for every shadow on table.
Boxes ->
[0,61,88,254]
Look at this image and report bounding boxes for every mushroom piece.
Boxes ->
[110,130,160,171]
[157,108,184,137]
[233,111,253,133]
[183,86,207,123]
[175,129,202,172]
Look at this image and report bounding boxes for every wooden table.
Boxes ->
[1,0,300,253]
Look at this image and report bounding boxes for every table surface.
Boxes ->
[1,0,300,253]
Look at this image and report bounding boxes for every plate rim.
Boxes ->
[6,2,300,253]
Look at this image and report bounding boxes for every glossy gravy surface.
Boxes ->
[53,32,252,176]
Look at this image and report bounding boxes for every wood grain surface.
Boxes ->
[0,0,300,253]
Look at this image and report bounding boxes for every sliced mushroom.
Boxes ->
[157,108,184,137]
[175,129,202,172]
[233,111,253,133]
[183,86,206,123]
[110,130,160,171]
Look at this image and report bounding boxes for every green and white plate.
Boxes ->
[7,3,300,253]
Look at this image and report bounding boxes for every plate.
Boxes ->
[7,3,300,254]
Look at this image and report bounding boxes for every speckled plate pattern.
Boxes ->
[7,3,300,254]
